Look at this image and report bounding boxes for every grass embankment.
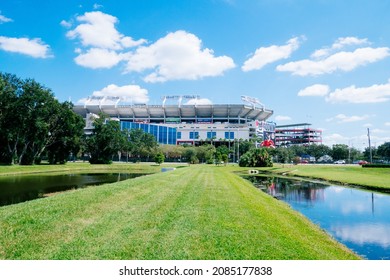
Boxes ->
[0,164,358,260]
[255,164,390,190]
[0,162,169,176]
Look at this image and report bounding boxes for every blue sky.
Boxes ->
[1,0,390,149]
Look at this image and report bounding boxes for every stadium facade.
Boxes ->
[73,95,276,146]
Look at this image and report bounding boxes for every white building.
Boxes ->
[73,96,275,146]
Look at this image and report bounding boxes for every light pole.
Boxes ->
[367,128,373,163]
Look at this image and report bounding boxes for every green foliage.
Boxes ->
[215,151,222,165]
[362,164,390,168]
[84,113,126,164]
[124,128,158,160]
[196,144,215,163]
[0,72,84,165]
[331,144,349,161]
[239,148,273,167]
[377,142,390,161]
[221,153,228,165]
[154,152,165,165]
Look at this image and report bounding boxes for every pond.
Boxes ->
[0,172,145,207]
[246,175,390,260]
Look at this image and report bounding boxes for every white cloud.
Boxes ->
[93,3,103,10]
[372,128,387,133]
[322,133,349,146]
[0,14,12,24]
[60,20,72,28]
[311,36,369,59]
[326,79,390,103]
[326,114,370,123]
[275,115,292,122]
[0,36,52,58]
[277,47,390,76]
[74,48,123,69]
[385,122,390,126]
[185,98,213,105]
[242,37,302,72]
[77,84,149,105]
[125,30,235,82]
[298,84,330,97]
[67,11,145,50]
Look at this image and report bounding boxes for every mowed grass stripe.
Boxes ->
[0,165,359,260]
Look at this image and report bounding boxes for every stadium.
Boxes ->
[73,95,276,147]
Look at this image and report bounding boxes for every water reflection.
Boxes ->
[0,172,144,207]
[247,175,390,260]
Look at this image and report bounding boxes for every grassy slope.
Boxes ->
[0,162,165,176]
[0,164,358,260]
[257,164,390,190]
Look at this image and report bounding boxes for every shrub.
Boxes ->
[239,148,273,167]
[362,164,390,168]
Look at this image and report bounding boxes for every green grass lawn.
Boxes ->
[255,164,390,190]
[0,164,359,260]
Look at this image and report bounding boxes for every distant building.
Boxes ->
[275,123,322,146]
[73,95,276,146]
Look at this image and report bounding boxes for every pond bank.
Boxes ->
[252,164,390,192]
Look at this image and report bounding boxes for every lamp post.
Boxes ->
[367,128,373,163]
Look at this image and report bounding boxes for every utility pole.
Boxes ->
[367,128,373,163]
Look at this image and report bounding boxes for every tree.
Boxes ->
[125,128,158,160]
[154,152,165,165]
[221,153,228,165]
[239,148,273,167]
[269,147,293,163]
[306,144,332,160]
[377,142,390,161]
[183,147,198,164]
[84,113,126,164]
[196,144,215,163]
[215,151,222,165]
[0,73,85,165]
[331,144,349,161]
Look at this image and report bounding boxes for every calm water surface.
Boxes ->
[0,172,145,206]
[247,175,390,260]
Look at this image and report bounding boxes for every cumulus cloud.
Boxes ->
[298,84,330,97]
[326,114,370,123]
[0,13,12,24]
[74,48,123,69]
[277,47,389,76]
[277,37,389,76]
[322,133,349,146]
[125,30,235,82]
[311,37,369,59]
[274,115,292,121]
[67,11,145,50]
[0,36,52,58]
[242,37,302,72]
[326,79,390,103]
[60,20,72,28]
[77,84,149,105]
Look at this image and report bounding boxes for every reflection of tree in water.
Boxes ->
[246,176,326,203]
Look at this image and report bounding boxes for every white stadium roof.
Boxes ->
[73,104,273,121]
